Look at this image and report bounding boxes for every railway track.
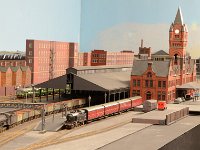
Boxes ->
[0,123,36,147]
[19,120,131,150]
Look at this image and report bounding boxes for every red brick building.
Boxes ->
[91,50,107,66]
[138,39,151,60]
[0,53,31,88]
[130,7,196,103]
[26,39,78,84]
[0,53,26,67]
[78,50,134,67]
[106,50,134,66]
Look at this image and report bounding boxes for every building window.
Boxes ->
[158,81,162,88]
[29,59,32,64]
[137,80,140,86]
[158,92,161,100]
[29,43,33,48]
[29,51,32,56]
[163,81,166,88]
[150,80,153,87]
[162,92,166,100]
[133,80,137,87]
[147,72,152,78]
[132,90,140,96]
[145,80,148,87]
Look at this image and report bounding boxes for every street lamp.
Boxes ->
[104,92,107,103]
[88,95,91,107]
[31,84,35,103]
[25,92,28,103]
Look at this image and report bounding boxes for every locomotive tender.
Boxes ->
[65,96,143,129]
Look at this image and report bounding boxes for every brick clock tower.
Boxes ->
[169,7,188,59]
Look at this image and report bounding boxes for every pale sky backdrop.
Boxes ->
[80,0,200,58]
[0,0,200,58]
[0,0,81,51]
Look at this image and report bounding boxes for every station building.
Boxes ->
[130,7,196,103]
[36,65,132,105]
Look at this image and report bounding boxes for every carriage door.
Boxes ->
[146,91,151,100]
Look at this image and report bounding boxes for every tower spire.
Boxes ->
[174,7,183,25]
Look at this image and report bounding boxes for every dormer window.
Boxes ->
[147,72,152,78]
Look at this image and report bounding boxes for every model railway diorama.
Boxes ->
[64,96,143,129]
[0,98,86,133]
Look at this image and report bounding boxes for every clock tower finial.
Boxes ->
[169,7,188,59]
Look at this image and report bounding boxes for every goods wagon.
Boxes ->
[118,98,132,111]
[103,102,119,115]
[131,96,143,107]
[83,105,105,121]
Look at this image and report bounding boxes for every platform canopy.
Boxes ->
[176,82,200,89]
[72,71,131,92]
[35,75,66,89]
[35,70,131,93]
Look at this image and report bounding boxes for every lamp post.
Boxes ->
[88,95,91,107]
[25,92,28,103]
[104,92,107,103]
[31,84,35,103]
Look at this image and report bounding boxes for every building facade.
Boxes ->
[26,40,78,84]
[130,7,196,103]
[0,53,31,88]
[78,50,134,67]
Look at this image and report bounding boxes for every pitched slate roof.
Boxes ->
[152,50,169,56]
[131,60,170,77]
[176,82,200,89]
[76,71,131,91]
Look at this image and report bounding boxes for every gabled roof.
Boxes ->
[174,7,183,25]
[131,60,170,77]
[20,66,30,72]
[152,50,169,56]
[10,66,20,72]
[0,66,10,72]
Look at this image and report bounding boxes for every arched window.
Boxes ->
[146,91,151,100]
[174,54,178,65]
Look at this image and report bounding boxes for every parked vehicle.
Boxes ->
[64,96,143,129]
[143,99,157,112]
[174,97,183,104]
[185,94,193,100]
[157,101,167,110]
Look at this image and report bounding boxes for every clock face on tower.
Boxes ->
[175,29,179,34]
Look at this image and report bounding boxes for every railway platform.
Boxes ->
[34,114,65,132]
[132,105,189,125]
